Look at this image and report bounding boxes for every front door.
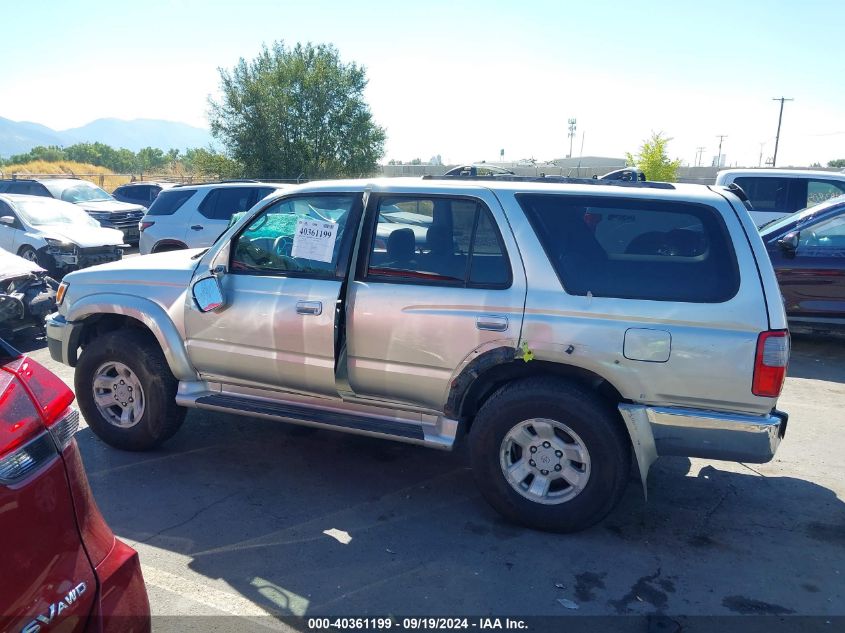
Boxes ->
[184,193,362,396]
[345,190,526,412]
[774,211,845,320]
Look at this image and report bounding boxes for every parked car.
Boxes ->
[443,164,515,177]
[715,169,845,227]
[47,177,789,533]
[0,247,58,339]
[0,338,150,633]
[0,194,124,277]
[0,177,146,244]
[112,181,176,209]
[760,194,845,335]
[138,181,290,254]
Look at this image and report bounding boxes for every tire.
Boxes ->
[75,329,186,451]
[469,377,631,533]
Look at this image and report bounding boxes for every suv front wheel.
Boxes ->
[469,377,631,533]
[75,329,186,450]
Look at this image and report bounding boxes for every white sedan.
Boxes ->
[0,193,125,276]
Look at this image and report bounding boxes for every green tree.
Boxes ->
[183,148,242,179]
[135,147,167,173]
[828,158,845,168]
[626,132,682,182]
[6,145,66,164]
[208,41,386,179]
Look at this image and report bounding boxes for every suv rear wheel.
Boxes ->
[469,377,630,533]
[75,329,186,450]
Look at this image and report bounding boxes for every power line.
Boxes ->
[772,97,794,167]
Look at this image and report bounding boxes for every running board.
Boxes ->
[180,391,459,450]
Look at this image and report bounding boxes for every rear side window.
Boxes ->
[199,187,256,220]
[146,189,195,216]
[517,194,740,303]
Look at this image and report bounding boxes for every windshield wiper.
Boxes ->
[191,248,209,260]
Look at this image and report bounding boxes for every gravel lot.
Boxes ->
[19,331,845,630]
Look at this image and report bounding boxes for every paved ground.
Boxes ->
[20,333,845,628]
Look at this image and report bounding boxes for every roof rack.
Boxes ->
[172,178,262,188]
[422,174,676,189]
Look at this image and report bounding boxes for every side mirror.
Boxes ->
[777,231,799,257]
[0,215,14,226]
[192,276,225,312]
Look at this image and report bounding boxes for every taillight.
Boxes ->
[752,330,789,397]
[0,357,78,484]
[139,220,155,232]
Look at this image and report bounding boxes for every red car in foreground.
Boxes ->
[0,339,149,633]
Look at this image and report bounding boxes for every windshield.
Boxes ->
[760,194,845,236]
[14,197,101,227]
[59,182,113,203]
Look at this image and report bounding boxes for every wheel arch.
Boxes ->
[67,294,196,381]
[152,240,188,253]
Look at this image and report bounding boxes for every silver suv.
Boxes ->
[138,181,289,254]
[46,177,790,532]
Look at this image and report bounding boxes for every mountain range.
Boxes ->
[0,117,213,157]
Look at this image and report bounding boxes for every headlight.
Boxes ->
[44,238,71,247]
[56,282,69,306]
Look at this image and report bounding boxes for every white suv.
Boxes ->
[139,181,289,254]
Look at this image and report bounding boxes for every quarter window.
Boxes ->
[518,194,739,303]
[198,187,256,220]
[807,180,845,207]
[146,189,195,216]
[366,196,511,287]
[231,194,358,277]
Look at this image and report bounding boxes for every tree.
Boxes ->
[182,148,242,179]
[828,159,845,168]
[626,132,682,182]
[208,41,386,179]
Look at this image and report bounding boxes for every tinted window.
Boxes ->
[146,189,195,216]
[733,177,791,211]
[254,187,277,202]
[231,195,358,277]
[366,196,510,287]
[3,181,50,196]
[518,194,739,303]
[199,187,256,220]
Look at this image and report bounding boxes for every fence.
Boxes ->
[0,172,309,192]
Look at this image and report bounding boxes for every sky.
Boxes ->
[2,0,843,168]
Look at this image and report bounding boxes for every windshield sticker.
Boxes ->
[291,219,339,263]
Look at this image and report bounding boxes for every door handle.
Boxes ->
[191,224,203,231]
[476,315,509,332]
[296,301,322,316]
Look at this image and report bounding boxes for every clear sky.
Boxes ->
[2,0,843,167]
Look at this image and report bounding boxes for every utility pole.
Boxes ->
[771,97,793,167]
[758,142,765,168]
[715,135,727,167]
[567,118,577,158]
[695,146,705,167]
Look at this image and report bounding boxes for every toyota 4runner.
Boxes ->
[46,176,790,532]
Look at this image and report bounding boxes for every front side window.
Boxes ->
[797,214,845,257]
[366,196,511,287]
[231,194,358,277]
[518,194,739,303]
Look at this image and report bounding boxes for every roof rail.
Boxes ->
[422,174,676,190]
[171,178,262,188]
[1,175,81,181]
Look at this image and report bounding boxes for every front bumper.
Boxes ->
[46,312,81,366]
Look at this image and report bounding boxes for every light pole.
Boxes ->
[771,97,793,168]
[715,135,727,167]
[567,118,577,158]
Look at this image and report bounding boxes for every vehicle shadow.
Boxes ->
[74,408,845,621]
[788,334,845,383]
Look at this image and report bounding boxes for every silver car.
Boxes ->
[46,177,789,532]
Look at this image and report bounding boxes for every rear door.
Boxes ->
[344,188,526,411]
[0,358,96,633]
[186,186,271,248]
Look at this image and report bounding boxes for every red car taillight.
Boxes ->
[752,330,790,398]
[0,357,78,484]
[139,220,155,232]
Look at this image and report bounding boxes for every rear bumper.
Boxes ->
[646,406,787,463]
[86,540,150,633]
[619,404,787,467]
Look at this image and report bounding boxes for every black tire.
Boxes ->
[469,377,631,533]
[75,329,186,451]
